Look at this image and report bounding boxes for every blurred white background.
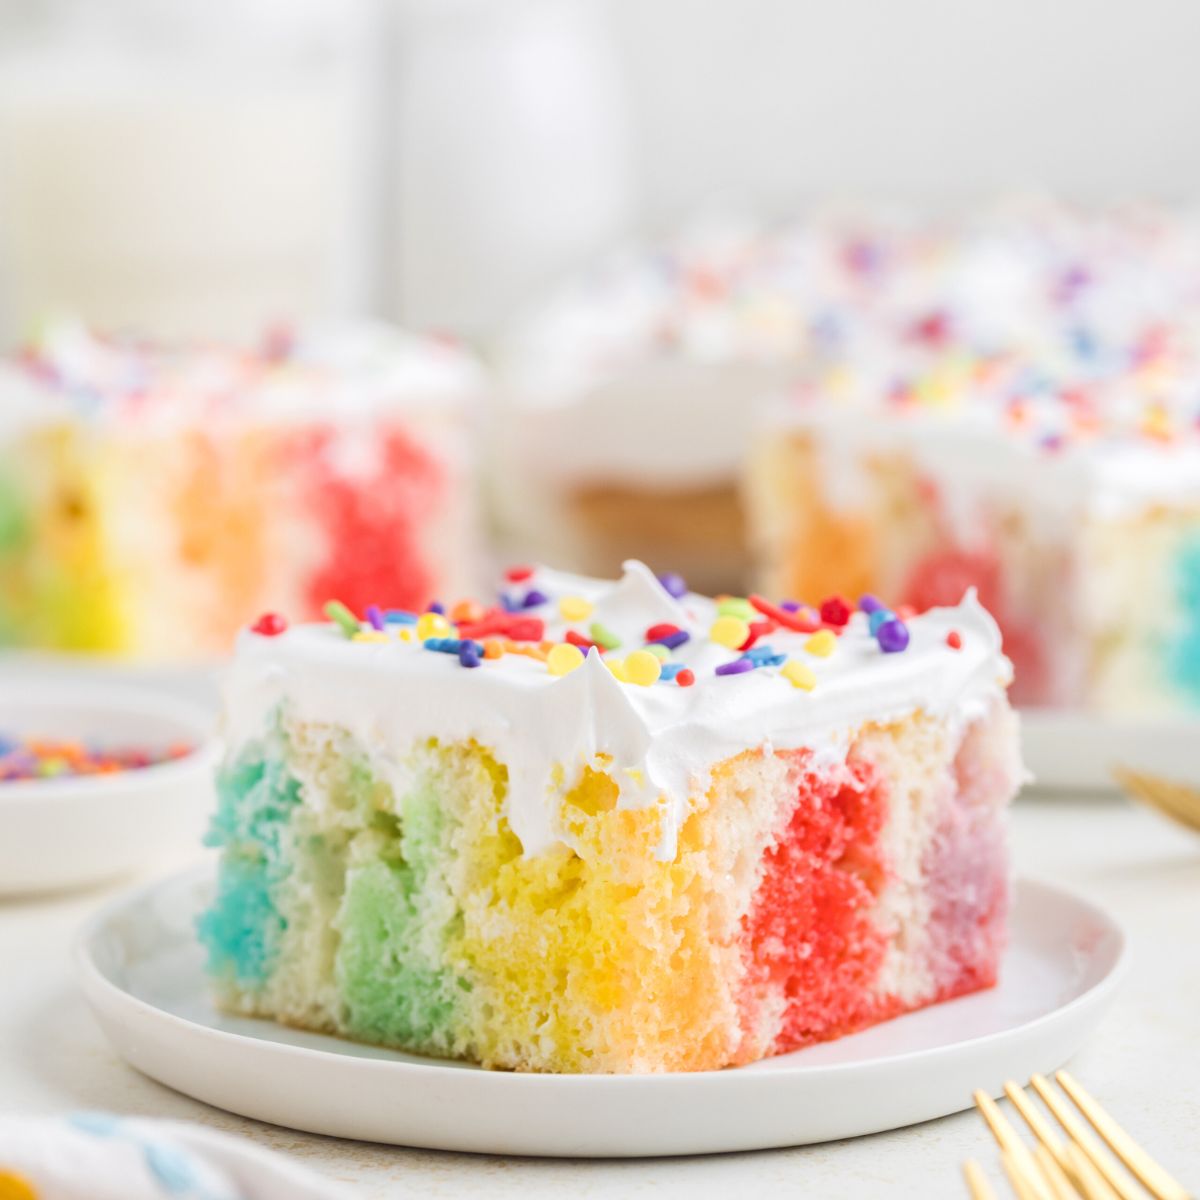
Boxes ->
[2,0,1200,342]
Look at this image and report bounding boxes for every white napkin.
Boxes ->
[0,1113,350,1200]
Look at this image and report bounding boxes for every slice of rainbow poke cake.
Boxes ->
[199,561,1021,1073]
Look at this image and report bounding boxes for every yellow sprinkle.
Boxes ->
[397,627,417,643]
[804,629,837,657]
[416,612,451,641]
[782,660,817,691]
[623,649,662,687]
[547,642,585,676]
[558,595,594,622]
[606,656,629,683]
[710,615,749,649]
[352,631,391,644]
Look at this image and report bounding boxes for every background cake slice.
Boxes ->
[200,560,1021,1073]
[0,321,481,660]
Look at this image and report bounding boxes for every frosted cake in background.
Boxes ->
[490,203,1123,595]
[747,204,1200,713]
[492,219,827,593]
[200,559,1019,1073]
[0,322,481,660]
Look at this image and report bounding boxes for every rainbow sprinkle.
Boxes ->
[259,570,925,698]
[0,735,193,782]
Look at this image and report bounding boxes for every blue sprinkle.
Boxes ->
[758,653,787,668]
[459,643,482,668]
[427,637,483,657]
[385,609,418,625]
[649,630,690,650]
[868,608,894,635]
[364,604,385,631]
[522,588,549,608]
[744,644,778,663]
[427,600,446,614]
[659,663,683,681]
[499,593,521,613]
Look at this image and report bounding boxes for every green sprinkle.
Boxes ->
[325,600,361,638]
[643,642,670,662]
[717,597,754,620]
[589,621,621,651]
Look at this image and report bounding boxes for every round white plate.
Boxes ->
[77,867,1126,1158]
[1020,708,1200,792]
[0,681,219,896]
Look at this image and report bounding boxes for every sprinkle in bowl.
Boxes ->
[0,681,219,896]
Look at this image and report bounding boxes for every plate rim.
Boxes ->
[75,864,1128,1089]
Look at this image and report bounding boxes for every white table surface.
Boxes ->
[3,793,1197,1199]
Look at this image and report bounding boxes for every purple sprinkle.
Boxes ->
[522,588,549,609]
[649,630,690,650]
[877,619,910,653]
[364,604,385,631]
[715,658,756,676]
[427,600,446,615]
[779,600,802,613]
[459,643,481,668]
[499,593,521,613]
[858,594,884,614]
[657,572,688,599]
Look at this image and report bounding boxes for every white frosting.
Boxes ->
[12,320,484,431]
[499,201,1200,495]
[224,560,1011,861]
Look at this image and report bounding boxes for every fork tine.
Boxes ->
[1112,768,1200,833]
[1035,1144,1085,1200]
[1005,1080,1074,1177]
[1003,1149,1051,1200]
[975,1091,1057,1200]
[1056,1071,1192,1200]
[1065,1142,1125,1200]
[965,1159,1000,1200]
[1030,1075,1139,1200]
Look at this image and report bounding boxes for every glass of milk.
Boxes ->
[0,0,375,345]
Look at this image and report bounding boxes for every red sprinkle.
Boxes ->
[645,622,681,641]
[749,594,821,633]
[565,629,599,653]
[505,565,534,583]
[457,609,545,642]
[675,668,695,688]
[738,619,774,652]
[251,613,288,637]
[502,616,545,643]
[819,596,852,627]
[946,630,962,650]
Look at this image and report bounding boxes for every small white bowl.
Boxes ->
[0,682,219,896]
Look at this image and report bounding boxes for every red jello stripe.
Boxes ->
[738,752,890,1055]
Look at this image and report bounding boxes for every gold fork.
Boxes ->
[963,1071,1191,1200]
[1112,766,1200,834]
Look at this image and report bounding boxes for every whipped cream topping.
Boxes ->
[11,320,483,431]
[499,201,1200,490]
[225,561,1011,861]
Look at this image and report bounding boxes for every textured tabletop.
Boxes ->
[2,794,1197,1199]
